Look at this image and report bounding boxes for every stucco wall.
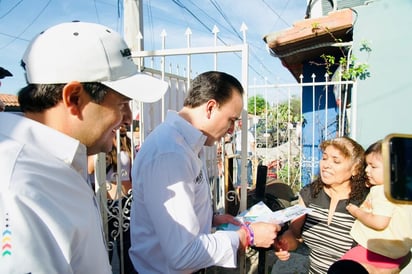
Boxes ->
[353,0,412,147]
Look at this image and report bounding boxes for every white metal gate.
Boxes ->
[92,26,253,274]
[91,25,356,273]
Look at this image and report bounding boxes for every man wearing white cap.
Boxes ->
[0,21,168,274]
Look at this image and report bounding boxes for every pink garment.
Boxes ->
[341,245,406,269]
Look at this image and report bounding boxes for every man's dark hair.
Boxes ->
[18,82,108,112]
[183,71,244,108]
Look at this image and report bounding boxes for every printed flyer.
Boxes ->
[218,201,311,231]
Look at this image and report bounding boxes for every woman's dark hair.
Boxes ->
[183,71,244,108]
[18,82,108,112]
[107,133,132,174]
[311,136,369,204]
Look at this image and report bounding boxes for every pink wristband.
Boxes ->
[246,223,255,246]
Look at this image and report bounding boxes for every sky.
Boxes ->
[0,0,307,102]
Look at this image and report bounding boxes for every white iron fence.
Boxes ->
[90,25,356,273]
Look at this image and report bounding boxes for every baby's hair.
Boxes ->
[365,140,382,156]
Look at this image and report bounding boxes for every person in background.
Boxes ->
[0,21,167,274]
[274,136,370,274]
[0,99,5,112]
[133,130,141,153]
[88,126,137,273]
[129,71,281,273]
[234,119,256,188]
[295,121,302,144]
[339,140,412,273]
[105,125,137,274]
[107,125,133,201]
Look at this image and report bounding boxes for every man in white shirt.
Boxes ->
[129,71,280,273]
[0,21,168,274]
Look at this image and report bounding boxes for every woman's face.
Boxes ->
[320,145,355,186]
[365,152,384,186]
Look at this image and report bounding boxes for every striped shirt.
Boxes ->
[300,186,359,274]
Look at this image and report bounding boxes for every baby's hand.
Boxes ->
[273,237,290,261]
[274,249,291,261]
[273,237,289,251]
[346,203,359,216]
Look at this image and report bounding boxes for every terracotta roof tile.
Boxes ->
[263,9,353,81]
[0,93,19,107]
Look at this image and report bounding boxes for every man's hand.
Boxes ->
[212,214,241,227]
[249,222,281,248]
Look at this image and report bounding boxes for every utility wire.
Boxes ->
[93,0,101,24]
[261,0,291,27]
[209,0,242,40]
[185,0,234,35]
[155,0,294,89]
[0,0,52,50]
[0,0,24,20]
[209,0,287,83]
[171,0,213,34]
[116,0,123,33]
[172,0,273,81]
[146,0,155,49]
[0,31,30,41]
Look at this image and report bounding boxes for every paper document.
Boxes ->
[218,201,311,231]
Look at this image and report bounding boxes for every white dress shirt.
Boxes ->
[0,112,111,274]
[129,110,239,274]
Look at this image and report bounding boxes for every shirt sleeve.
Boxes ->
[370,185,395,217]
[299,185,311,206]
[141,152,238,271]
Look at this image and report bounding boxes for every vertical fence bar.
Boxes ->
[311,73,316,180]
[287,87,291,185]
[350,81,358,139]
[185,28,192,91]
[324,73,329,140]
[299,74,304,189]
[160,30,166,122]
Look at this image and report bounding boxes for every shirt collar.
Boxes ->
[165,110,207,156]
[0,112,87,179]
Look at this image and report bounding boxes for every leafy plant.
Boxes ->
[276,156,302,194]
[248,95,269,115]
[311,23,372,81]
[267,96,302,130]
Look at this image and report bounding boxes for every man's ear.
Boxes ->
[205,99,217,119]
[62,81,84,115]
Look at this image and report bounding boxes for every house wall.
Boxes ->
[307,0,367,18]
[353,0,412,147]
[301,58,339,186]
[322,0,368,15]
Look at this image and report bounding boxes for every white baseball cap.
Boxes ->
[22,21,168,103]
